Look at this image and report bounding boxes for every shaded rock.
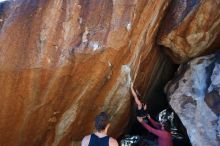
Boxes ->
[158,109,192,146]
[165,53,220,146]
[0,0,172,146]
[205,90,220,114]
[158,0,220,63]
[0,0,10,28]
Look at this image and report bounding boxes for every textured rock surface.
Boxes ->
[0,0,173,146]
[165,53,220,146]
[158,0,220,63]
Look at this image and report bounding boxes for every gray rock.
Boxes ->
[165,53,220,146]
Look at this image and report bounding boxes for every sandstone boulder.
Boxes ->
[0,0,172,145]
[158,0,220,63]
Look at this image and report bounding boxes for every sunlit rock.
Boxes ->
[165,53,220,146]
[0,0,172,145]
[158,0,220,63]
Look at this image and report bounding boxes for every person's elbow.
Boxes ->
[109,138,119,146]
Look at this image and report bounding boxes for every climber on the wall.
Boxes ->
[81,112,119,146]
[137,115,173,146]
[130,82,148,118]
[131,82,173,146]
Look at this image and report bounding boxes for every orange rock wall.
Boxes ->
[0,0,172,146]
[158,0,220,63]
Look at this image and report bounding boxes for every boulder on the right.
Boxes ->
[158,0,220,63]
[165,53,220,146]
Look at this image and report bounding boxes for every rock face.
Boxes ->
[165,53,220,146]
[158,0,220,63]
[0,0,173,146]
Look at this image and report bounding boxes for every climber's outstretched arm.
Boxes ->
[131,82,142,107]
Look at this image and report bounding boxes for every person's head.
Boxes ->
[141,100,146,105]
[95,112,110,132]
[140,99,147,107]
[161,121,171,132]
